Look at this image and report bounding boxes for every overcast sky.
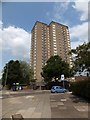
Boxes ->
[0,0,89,78]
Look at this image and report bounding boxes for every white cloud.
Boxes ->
[0,25,31,61]
[46,1,89,24]
[46,2,70,25]
[70,22,88,49]
[52,1,89,23]
[51,2,70,25]
[0,28,2,50]
[0,69,2,79]
[0,21,3,28]
[46,2,88,49]
[72,0,89,21]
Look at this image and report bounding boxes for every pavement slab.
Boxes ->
[1,90,89,119]
[74,106,88,112]
[50,92,88,119]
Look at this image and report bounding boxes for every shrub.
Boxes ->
[70,77,90,101]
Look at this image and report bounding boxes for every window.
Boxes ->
[54,49,57,52]
[54,53,57,56]
[34,42,36,45]
[53,29,56,31]
[53,36,56,39]
[53,31,56,34]
[53,42,56,45]
[53,34,56,37]
[35,28,37,31]
[53,29,56,32]
[34,63,36,66]
[54,47,57,50]
[34,56,36,60]
[52,24,55,27]
[34,60,36,64]
[53,39,56,42]
[34,67,36,70]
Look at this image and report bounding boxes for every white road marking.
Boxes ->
[57,102,64,105]
[74,106,88,112]
[25,96,34,99]
[67,92,72,94]
[61,99,67,102]
[0,96,3,99]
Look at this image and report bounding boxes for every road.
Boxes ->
[0,90,89,119]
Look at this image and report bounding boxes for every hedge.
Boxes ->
[70,77,90,101]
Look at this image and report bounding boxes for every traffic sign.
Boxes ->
[61,74,64,81]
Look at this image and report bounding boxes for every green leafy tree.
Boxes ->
[2,60,34,89]
[2,60,23,89]
[70,42,90,75]
[20,61,34,85]
[41,55,71,83]
[2,65,7,87]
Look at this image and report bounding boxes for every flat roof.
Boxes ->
[31,21,68,32]
[31,21,48,32]
[49,21,68,28]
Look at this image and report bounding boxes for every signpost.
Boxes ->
[61,74,64,81]
[61,74,65,88]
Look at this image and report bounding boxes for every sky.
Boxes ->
[0,0,89,78]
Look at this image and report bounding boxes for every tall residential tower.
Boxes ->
[30,21,72,81]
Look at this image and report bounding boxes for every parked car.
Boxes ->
[51,86,67,93]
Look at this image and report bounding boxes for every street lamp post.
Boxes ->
[5,64,8,87]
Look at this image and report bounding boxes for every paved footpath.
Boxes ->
[50,92,89,119]
[0,90,89,119]
[2,91,51,118]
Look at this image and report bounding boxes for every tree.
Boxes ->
[2,60,22,89]
[41,55,71,83]
[2,60,34,89]
[70,42,90,75]
[20,61,34,85]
